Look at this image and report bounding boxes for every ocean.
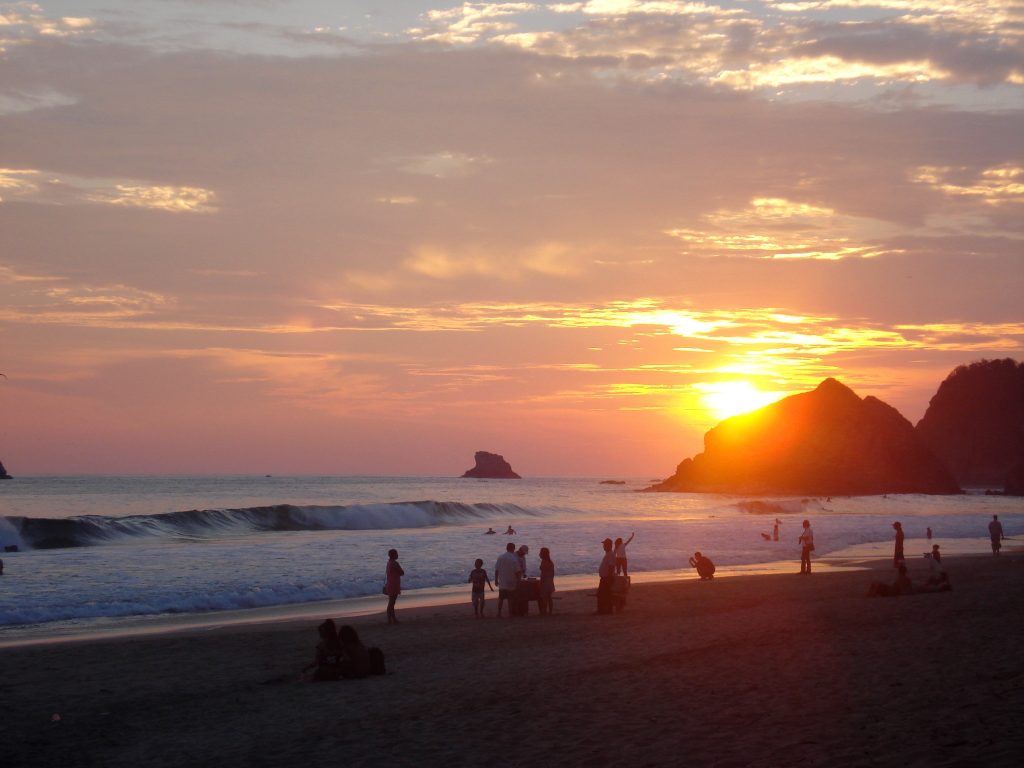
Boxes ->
[1,475,1021,645]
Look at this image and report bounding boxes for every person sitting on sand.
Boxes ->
[468,558,494,618]
[688,551,716,580]
[916,570,952,593]
[505,525,516,535]
[924,546,947,585]
[337,625,372,679]
[303,619,343,681]
[867,563,914,597]
[614,532,634,576]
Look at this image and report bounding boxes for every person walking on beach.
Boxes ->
[468,558,494,618]
[494,542,521,617]
[773,518,781,541]
[597,538,616,614]
[614,532,634,576]
[927,527,933,540]
[538,547,555,616]
[798,519,814,574]
[892,521,905,568]
[989,515,1005,555]
[384,548,404,625]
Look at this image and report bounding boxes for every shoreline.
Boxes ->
[0,536,1004,649]
[1,552,1021,767]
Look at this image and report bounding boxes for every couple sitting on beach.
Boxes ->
[867,559,951,598]
[304,619,382,682]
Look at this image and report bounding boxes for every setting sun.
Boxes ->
[697,381,784,421]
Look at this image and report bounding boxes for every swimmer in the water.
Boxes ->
[485,527,496,535]
[505,525,516,535]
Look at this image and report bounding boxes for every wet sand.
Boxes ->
[1,552,1022,767]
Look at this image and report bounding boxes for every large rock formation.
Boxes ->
[647,378,959,496]
[0,461,10,480]
[460,451,521,479]
[915,358,1024,490]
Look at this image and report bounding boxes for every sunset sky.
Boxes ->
[1,1,1022,476]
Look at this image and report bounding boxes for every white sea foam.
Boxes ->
[0,476,1021,637]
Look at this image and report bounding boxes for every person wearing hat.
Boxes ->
[892,521,905,568]
[597,538,616,614]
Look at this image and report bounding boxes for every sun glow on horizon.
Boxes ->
[696,380,784,421]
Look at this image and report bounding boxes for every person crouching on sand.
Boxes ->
[468,558,494,618]
[688,551,715,580]
[798,519,814,574]
[384,548,404,624]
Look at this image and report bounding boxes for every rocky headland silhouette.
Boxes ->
[647,378,960,496]
[0,460,11,480]
[916,358,1024,492]
[460,451,521,479]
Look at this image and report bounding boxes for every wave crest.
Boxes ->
[3,500,537,550]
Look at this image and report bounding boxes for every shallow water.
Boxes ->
[1,475,1020,643]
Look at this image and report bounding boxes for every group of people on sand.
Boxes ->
[303,619,378,682]
[486,541,556,617]
[596,533,634,614]
[361,514,1009,631]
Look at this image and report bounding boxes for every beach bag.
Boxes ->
[368,646,386,675]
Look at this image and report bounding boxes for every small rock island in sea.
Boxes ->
[0,460,11,480]
[646,378,960,496]
[461,451,522,479]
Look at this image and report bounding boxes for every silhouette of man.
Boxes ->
[597,538,615,614]
[494,542,521,617]
[989,515,1005,556]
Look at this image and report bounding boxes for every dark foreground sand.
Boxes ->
[2,554,1022,768]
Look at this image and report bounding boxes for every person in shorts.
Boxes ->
[468,558,494,617]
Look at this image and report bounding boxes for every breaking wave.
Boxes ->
[2,501,538,551]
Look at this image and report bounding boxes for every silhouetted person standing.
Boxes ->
[892,521,905,567]
[798,519,814,574]
[989,515,1005,556]
[494,542,521,617]
[597,538,615,614]
[384,548,404,624]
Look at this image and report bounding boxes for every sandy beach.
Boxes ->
[2,552,1022,768]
